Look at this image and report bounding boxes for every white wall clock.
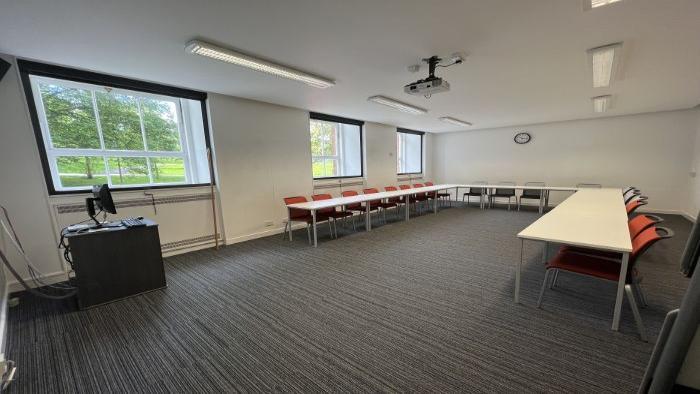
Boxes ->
[514,132,531,144]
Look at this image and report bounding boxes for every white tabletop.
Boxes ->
[517,188,632,252]
[287,184,460,210]
[457,184,578,191]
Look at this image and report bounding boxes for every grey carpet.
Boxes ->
[6,205,692,393]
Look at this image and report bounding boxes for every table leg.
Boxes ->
[434,190,439,214]
[542,241,549,264]
[366,202,371,231]
[312,210,317,247]
[538,193,544,214]
[515,238,523,303]
[287,207,292,241]
[405,198,410,221]
[455,187,459,206]
[612,252,630,331]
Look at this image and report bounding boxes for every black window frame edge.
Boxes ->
[309,112,365,180]
[17,59,214,196]
[396,128,424,175]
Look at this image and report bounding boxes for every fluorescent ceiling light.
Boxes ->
[589,0,623,8]
[367,95,427,115]
[185,39,335,89]
[588,42,623,88]
[592,95,612,113]
[439,117,472,127]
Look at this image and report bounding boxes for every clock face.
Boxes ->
[514,132,531,144]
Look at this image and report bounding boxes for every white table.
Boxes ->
[287,184,460,247]
[454,184,578,213]
[516,188,632,331]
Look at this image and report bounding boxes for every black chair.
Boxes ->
[489,181,516,210]
[462,181,487,207]
[518,182,545,211]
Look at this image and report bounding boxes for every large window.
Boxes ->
[397,128,423,174]
[309,113,363,179]
[19,61,211,194]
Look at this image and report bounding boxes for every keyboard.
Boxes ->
[121,218,146,228]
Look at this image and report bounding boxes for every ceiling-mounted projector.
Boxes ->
[404,54,464,98]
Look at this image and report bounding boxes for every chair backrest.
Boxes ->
[470,181,487,194]
[576,183,603,188]
[626,199,648,215]
[284,196,309,219]
[623,186,639,196]
[495,181,516,196]
[630,227,674,267]
[385,186,398,192]
[399,185,411,190]
[363,188,379,194]
[628,214,663,240]
[522,182,545,198]
[312,193,336,214]
[625,193,647,204]
[341,190,362,209]
[424,181,434,186]
[413,183,424,188]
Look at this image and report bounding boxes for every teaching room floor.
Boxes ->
[6,205,691,393]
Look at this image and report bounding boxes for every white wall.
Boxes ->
[688,108,700,219]
[0,53,427,289]
[208,93,314,243]
[207,94,432,243]
[0,54,62,283]
[433,110,698,215]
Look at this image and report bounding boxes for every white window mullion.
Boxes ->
[175,99,192,183]
[92,91,106,151]
[137,98,149,151]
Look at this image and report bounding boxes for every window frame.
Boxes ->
[396,128,424,175]
[18,59,212,195]
[309,112,364,180]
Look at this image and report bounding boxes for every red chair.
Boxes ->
[364,188,398,222]
[560,214,665,258]
[626,199,648,216]
[425,181,451,208]
[385,186,407,215]
[312,193,356,234]
[413,183,430,212]
[283,196,333,244]
[341,190,378,228]
[537,226,673,341]
[399,184,421,214]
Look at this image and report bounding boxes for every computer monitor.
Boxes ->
[85,184,117,226]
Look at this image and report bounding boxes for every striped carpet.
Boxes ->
[6,206,692,393]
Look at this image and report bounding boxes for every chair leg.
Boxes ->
[634,283,649,308]
[625,284,648,342]
[550,269,559,289]
[282,221,289,240]
[537,270,551,308]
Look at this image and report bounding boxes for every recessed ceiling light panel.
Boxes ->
[185,39,335,88]
[439,117,472,127]
[587,42,623,88]
[592,95,612,113]
[367,95,427,115]
[588,0,623,9]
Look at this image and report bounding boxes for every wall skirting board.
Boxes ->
[226,223,307,245]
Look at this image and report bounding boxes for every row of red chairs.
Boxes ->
[537,187,672,341]
[283,182,447,244]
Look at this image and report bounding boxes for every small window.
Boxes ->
[309,113,363,179]
[19,61,212,194]
[397,128,423,174]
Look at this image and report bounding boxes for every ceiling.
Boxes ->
[1,0,699,132]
